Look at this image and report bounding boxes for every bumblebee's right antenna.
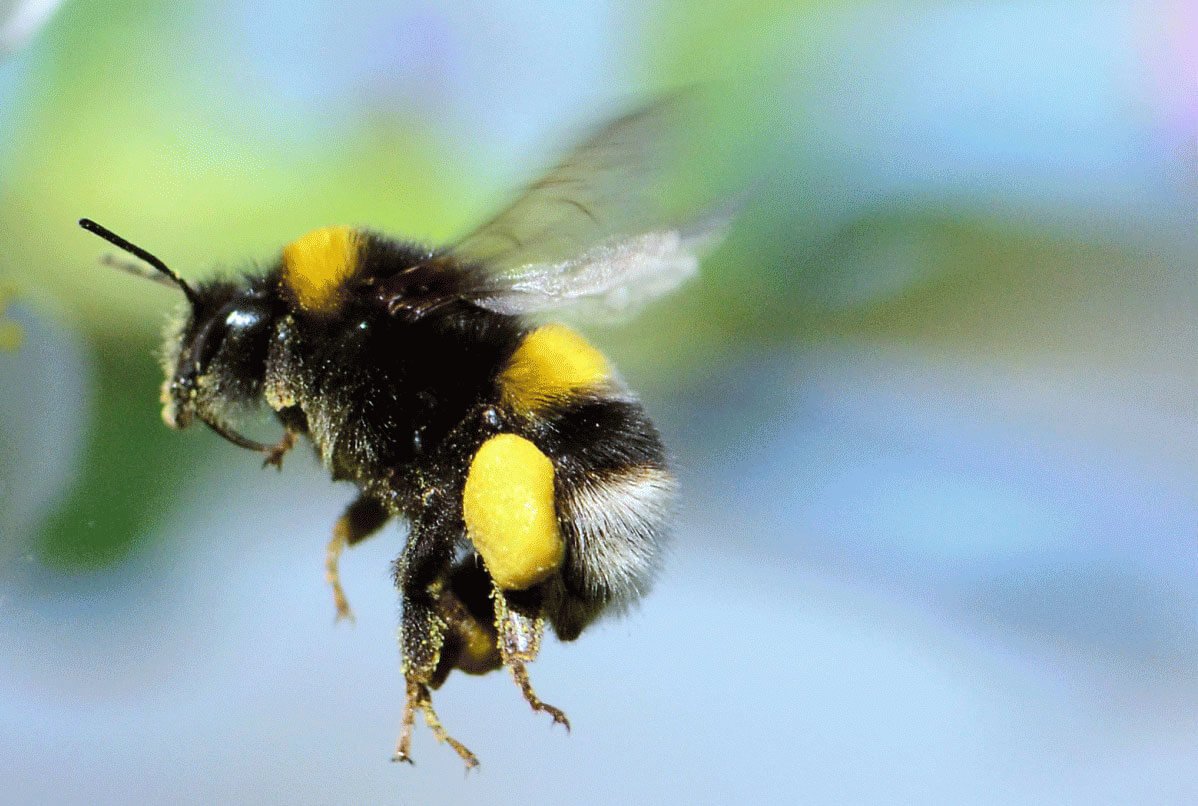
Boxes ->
[78,218,199,306]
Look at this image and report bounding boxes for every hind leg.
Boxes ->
[493,585,570,730]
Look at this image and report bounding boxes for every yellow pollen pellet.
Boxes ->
[462,434,563,591]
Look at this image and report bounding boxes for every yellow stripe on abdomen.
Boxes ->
[280,225,361,313]
[499,324,610,414]
[462,434,564,591]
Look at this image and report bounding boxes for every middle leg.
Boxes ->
[325,495,390,622]
[392,503,479,769]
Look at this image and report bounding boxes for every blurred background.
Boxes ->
[1,1,1196,803]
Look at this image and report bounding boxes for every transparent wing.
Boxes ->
[450,100,675,271]
[377,97,734,321]
[467,203,734,318]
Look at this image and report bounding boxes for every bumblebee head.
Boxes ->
[160,278,277,431]
[80,219,281,454]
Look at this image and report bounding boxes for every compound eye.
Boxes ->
[192,301,268,375]
[224,305,263,333]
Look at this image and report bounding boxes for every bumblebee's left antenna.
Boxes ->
[79,218,199,306]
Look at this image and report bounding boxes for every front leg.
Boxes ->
[261,428,299,470]
[392,498,478,769]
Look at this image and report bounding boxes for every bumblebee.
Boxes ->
[80,103,729,768]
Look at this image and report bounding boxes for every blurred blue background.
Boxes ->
[1,1,1196,803]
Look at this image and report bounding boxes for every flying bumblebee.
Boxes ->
[80,101,730,768]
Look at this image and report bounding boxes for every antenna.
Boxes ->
[78,218,199,306]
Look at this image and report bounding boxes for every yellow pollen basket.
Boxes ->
[500,324,611,414]
[281,226,361,313]
[463,434,564,591]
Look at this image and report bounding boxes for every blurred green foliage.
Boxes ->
[32,334,217,569]
[0,286,20,349]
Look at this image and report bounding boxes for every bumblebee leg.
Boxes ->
[396,679,478,769]
[261,428,298,470]
[429,560,502,687]
[392,505,478,769]
[326,495,389,623]
[493,585,570,730]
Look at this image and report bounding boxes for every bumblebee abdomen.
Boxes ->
[491,324,673,637]
[535,396,674,605]
[497,323,613,414]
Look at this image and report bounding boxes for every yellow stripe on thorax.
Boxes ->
[462,434,563,591]
[281,226,361,313]
[499,324,610,414]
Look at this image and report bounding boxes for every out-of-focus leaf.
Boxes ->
[0,285,21,349]
[0,301,87,565]
[35,332,215,569]
[814,210,1196,367]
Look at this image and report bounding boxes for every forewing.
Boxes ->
[450,100,674,272]
[467,203,735,318]
[377,97,733,320]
